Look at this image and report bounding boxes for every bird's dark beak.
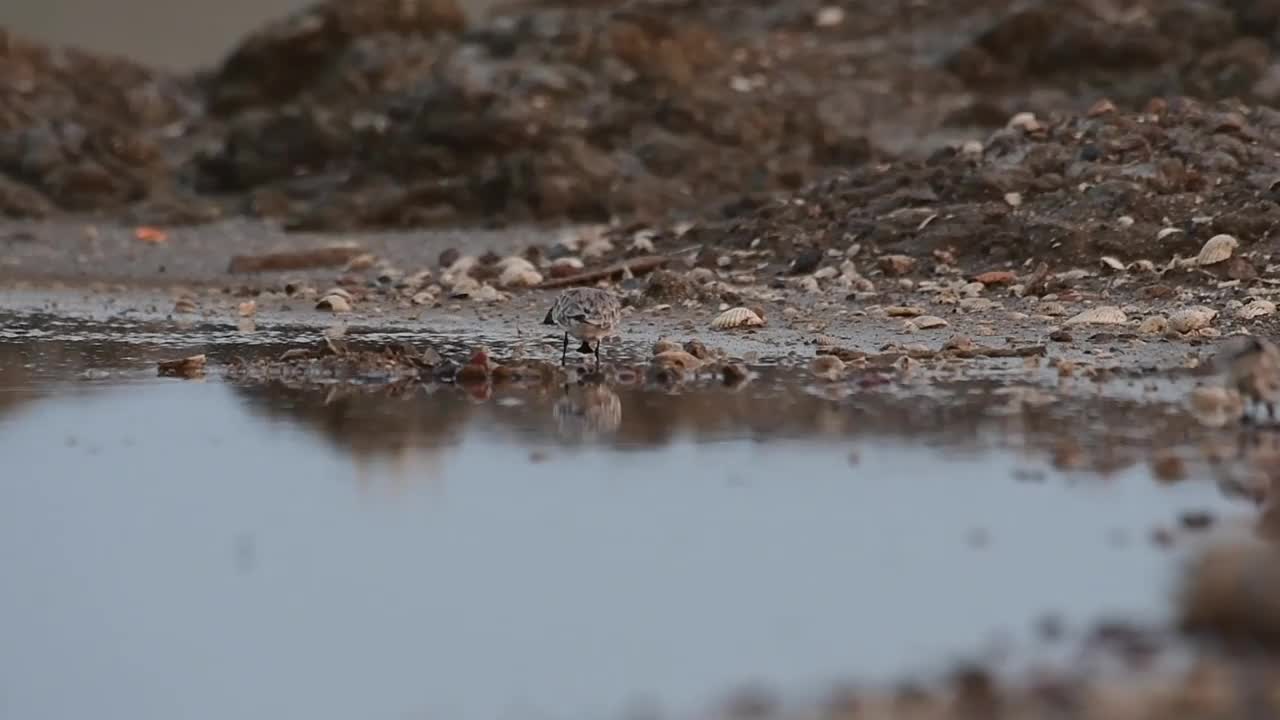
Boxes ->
[543,309,555,325]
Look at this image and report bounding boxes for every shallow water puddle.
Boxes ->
[0,315,1256,720]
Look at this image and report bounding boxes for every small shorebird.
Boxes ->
[1215,335,1280,421]
[543,287,622,367]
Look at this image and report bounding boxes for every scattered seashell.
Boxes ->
[321,287,353,301]
[915,315,948,329]
[810,355,845,381]
[1064,306,1127,326]
[495,256,537,274]
[1138,316,1169,335]
[1169,306,1218,333]
[173,297,198,314]
[498,265,543,288]
[1003,192,1023,207]
[1007,111,1041,132]
[711,306,766,330]
[1100,256,1125,271]
[1238,300,1277,320]
[1156,227,1183,241]
[410,290,435,306]
[472,285,503,302]
[814,5,844,26]
[316,294,352,313]
[1196,234,1239,266]
[549,257,585,278]
[238,300,257,317]
[629,230,657,254]
[943,335,976,352]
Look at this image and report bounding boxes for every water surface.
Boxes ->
[0,314,1251,720]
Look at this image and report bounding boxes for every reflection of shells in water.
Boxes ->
[553,384,623,439]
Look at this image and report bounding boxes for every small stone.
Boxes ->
[878,255,916,276]
[1138,316,1169,334]
[915,315,948,329]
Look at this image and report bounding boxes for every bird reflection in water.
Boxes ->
[552,382,623,441]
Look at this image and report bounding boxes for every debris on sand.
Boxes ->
[157,354,207,378]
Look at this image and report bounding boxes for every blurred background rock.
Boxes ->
[1,0,499,68]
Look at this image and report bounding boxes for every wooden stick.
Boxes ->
[536,255,670,289]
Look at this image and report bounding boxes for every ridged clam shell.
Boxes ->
[1063,306,1127,326]
[1196,234,1238,265]
[711,307,765,330]
[1169,306,1218,333]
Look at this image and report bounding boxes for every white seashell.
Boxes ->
[321,287,352,301]
[1196,234,1238,265]
[316,294,352,313]
[915,315,949,329]
[1063,306,1127,326]
[629,230,657,254]
[1238,299,1276,320]
[711,307,766,330]
[498,265,543,288]
[1100,256,1125,271]
[472,284,503,303]
[550,257,585,276]
[1156,227,1183,240]
[449,275,481,294]
[1004,192,1023,207]
[495,256,537,274]
[1169,306,1218,333]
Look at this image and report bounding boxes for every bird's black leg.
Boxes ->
[1269,402,1276,421]
[594,340,602,370]
[561,333,568,366]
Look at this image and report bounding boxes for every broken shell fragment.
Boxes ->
[1064,306,1127,326]
[711,306,766,330]
[1169,306,1218,334]
[1196,234,1239,266]
[914,315,948,329]
[1238,300,1277,320]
